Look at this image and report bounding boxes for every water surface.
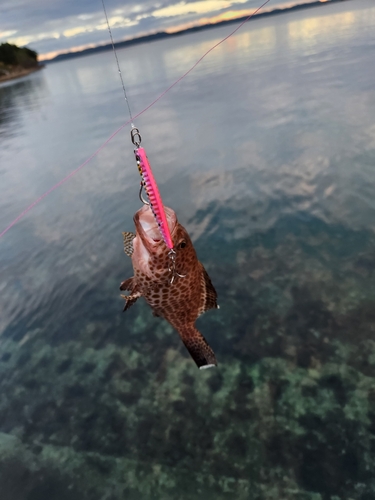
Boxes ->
[1,1,375,498]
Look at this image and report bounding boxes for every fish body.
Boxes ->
[120,205,218,369]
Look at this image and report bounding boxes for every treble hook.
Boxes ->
[168,249,186,284]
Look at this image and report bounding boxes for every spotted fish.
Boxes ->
[120,205,218,369]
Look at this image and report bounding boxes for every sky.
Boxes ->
[0,0,311,60]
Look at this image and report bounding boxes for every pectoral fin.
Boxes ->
[120,277,141,311]
[120,277,135,291]
[122,232,136,257]
[178,325,217,369]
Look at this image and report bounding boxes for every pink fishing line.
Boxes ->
[0,124,130,239]
[0,0,271,240]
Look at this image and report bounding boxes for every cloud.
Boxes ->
[152,1,232,18]
[0,0,290,58]
[0,30,18,41]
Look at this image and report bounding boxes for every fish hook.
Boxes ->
[139,182,150,205]
[168,249,186,284]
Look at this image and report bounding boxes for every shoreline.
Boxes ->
[44,0,350,64]
[0,65,44,84]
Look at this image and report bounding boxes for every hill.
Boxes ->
[0,43,42,83]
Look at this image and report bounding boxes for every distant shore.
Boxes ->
[0,65,44,84]
[44,0,349,64]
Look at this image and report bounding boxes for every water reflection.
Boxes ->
[0,74,46,138]
[287,10,356,48]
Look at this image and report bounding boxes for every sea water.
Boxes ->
[1,1,375,498]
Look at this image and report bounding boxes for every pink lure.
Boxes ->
[134,147,174,250]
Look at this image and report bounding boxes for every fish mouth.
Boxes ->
[134,205,177,247]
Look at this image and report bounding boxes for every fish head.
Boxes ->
[132,205,196,277]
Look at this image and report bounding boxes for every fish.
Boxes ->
[120,204,218,369]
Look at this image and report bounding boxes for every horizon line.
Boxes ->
[40,0,347,63]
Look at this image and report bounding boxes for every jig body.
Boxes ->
[131,127,174,251]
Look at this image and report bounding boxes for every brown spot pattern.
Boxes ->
[120,206,218,368]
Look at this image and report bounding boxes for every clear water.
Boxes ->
[1,1,375,498]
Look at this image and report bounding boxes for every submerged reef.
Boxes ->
[1,214,375,499]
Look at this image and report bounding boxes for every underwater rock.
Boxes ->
[2,217,375,498]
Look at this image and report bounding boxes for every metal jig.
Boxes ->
[131,126,185,283]
[133,141,174,250]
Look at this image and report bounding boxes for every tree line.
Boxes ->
[0,43,38,68]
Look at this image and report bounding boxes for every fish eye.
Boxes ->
[179,240,187,249]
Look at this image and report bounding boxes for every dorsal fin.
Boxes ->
[198,264,218,316]
[122,232,135,257]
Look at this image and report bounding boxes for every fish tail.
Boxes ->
[178,326,217,369]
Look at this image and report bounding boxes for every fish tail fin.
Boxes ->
[179,326,217,369]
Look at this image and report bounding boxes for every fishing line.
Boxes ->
[101,0,134,124]
[0,0,272,240]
